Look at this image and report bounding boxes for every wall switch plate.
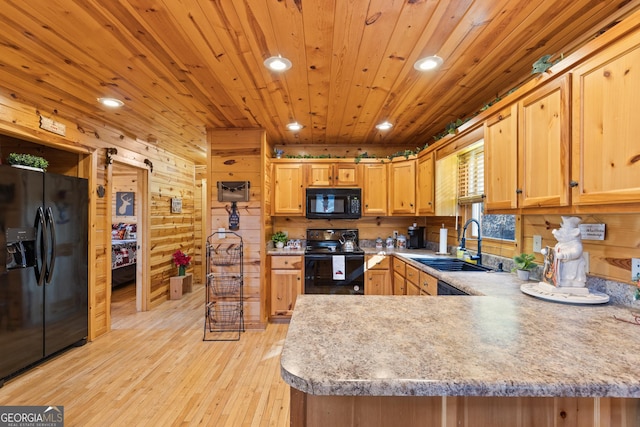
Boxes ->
[632,258,640,281]
[583,252,589,274]
[533,235,542,253]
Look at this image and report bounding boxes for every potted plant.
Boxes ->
[172,250,191,276]
[7,152,49,171]
[512,253,537,280]
[271,231,288,249]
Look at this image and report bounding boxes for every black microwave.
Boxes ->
[306,188,362,219]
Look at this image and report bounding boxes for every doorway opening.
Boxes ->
[107,155,150,328]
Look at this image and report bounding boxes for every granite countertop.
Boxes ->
[280,272,640,397]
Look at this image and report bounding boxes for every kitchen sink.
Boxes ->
[414,258,493,272]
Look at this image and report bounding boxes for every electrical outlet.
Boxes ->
[632,258,640,281]
[583,252,589,274]
[533,235,542,253]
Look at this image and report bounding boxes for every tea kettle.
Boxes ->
[339,231,357,252]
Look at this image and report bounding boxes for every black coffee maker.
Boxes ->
[407,226,425,249]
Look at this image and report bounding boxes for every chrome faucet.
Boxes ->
[460,219,482,265]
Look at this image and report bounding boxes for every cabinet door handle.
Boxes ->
[570,180,579,187]
[515,189,523,194]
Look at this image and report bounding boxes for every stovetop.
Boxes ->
[305,246,365,255]
[305,228,363,255]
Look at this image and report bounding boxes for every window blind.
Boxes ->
[457,144,484,205]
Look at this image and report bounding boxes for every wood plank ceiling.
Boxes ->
[0,0,638,163]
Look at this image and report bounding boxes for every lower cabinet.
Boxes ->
[419,270,438,295]
[392,257,407,295]
[406,264,421,295]
[270,255,303,320]
[365,254,392,295]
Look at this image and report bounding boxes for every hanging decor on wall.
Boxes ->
[116,192,134,216]
[217,181,250,202]
[227,201,240,230]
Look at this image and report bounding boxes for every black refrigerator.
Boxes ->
[0,164,88,384]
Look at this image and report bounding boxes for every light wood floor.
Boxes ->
[0,283,291,426]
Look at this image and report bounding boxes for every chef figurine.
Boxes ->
[541,216,587,291]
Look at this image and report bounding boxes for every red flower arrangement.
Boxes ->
[172,250,191,267]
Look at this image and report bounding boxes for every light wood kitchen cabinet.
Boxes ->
[419,270,438,295]
[416,151,435,215]
[362,162,388,216]
[306,163,360,187]
[392,257,406,295]
[272,163,304,215]
[484,104,518,210]
[485,75,571,211]
[365,254,391,295]
[389,158,416,215]
[405,264,420,295]
[270,255,303,319]
[571,33,640,206]
[518,75,571,208]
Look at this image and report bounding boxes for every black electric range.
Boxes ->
[304,229,365,295]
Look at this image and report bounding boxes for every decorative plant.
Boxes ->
[271,231,288,244]
[531,54,563,75]
[7,152,49,171]
[172,250,191,267]
[273,148,284,158]
[512,253,537,271]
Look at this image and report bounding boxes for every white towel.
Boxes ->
[332,255,345,280]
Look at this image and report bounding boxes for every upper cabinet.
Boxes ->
[571,33,640,206]
[389,158,416,215]
[484,104,518,210]
[485,75,570,211]
[306,163,360,187]
[362,162,388,216]
[272,163,304,215]
[416,151,435,215]
[518,75,571,208]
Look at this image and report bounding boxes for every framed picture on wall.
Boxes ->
[116,192,135,216]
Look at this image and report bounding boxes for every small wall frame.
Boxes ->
[171,197,182,214]
[217,181,250,202]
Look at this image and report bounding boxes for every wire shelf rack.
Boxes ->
[204,231,244,341]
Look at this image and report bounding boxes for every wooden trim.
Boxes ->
[106,156,151,316]
[80,150,98,341]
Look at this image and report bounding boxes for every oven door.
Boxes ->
[304,253,365,295]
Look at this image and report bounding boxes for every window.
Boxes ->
[457,142,484,205]
[457,141,515,241]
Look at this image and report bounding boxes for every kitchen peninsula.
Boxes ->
[280,274,640,427]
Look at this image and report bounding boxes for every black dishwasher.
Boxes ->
[437,280,469,296]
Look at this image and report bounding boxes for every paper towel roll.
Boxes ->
[439,228,448,254]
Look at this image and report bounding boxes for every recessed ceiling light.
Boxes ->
[414,55,443,71]
[264,56,292,72]
[376,121,393,131]
[286,122,303,131]
[98,97,124,108]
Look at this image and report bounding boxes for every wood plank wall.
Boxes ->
[0,92,197,339]
[522,214,639,285]
[272,217,428,243]
[209,129,265,329]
